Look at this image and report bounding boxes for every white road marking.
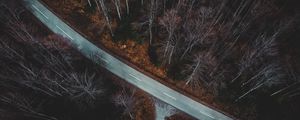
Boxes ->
[55,25,73,40]
[32,4,49,19]
[200,111,216,120]
[129,74,142,82]
[100,57,109,63]
[89,54,108,64]
[77,44,83,50]
[163,92,177,100]
[97,54,109,63]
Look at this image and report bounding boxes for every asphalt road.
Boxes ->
[23,1,233,120]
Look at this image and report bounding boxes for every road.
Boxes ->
[23,1,233,120]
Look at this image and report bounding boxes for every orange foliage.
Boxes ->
[133,91,155,120]
[101,34,167,78]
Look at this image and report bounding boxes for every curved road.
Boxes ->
[23,1,233,120]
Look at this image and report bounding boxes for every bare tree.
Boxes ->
[271,59,300,100]
[182,51,223,91]
[0,4,34,43]
[235,62,284,101]
[148,0,160,44]
[159,9,181,44]
[231,23,287,101]
[180,7,215,59]
[112,0,122,19]
[153,98,177,120]
[232,30,281,83]
[113,88,136,119]
[0,45,104,104]
[157,9,182,64]
[69,70,105,101]
[125,0,129,14]
[158,33,182,65]
[88,0,92,7]
[0,5,105,106]
[0,93,57,120]
[96,0,114,36]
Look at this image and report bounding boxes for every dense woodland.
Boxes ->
[0,1,159,120]
[39,0,300,119]
[1,0,300,119]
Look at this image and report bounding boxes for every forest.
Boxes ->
[38,0,300,119]
[1,0,300,120]
[0,0,197,120]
